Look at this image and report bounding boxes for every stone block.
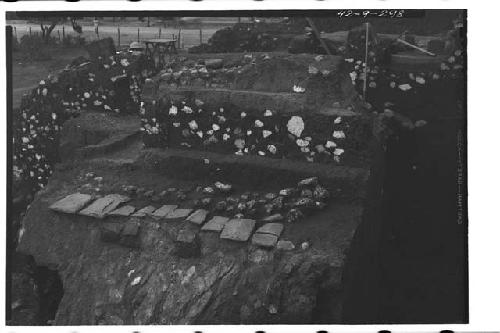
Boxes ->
[251,233,278,248]
[152,205,178,219]
[220,219,255,242]
[256,223,284,237]
[201,216,230,232]
[186,209,208,225]
[175,229,201,258]
[109,205,136,217]
[79,194,130,219]
[49,193,93,214]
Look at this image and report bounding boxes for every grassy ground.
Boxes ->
[11,47,88,108]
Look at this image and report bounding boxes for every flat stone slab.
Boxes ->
[152,205,178,219]
[49,193,93,214]
[132,205,156,217]
[165,208,193,220]
[79,194,130,219]
[256,223,284,237]
[220,219,255,242]
[186,209,208,225]
[251,233,278,248]
[201,216,230,232]
[109,205,136,217]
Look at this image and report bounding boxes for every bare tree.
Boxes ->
[39,16,82,43]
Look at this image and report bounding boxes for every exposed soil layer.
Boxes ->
[16,145,366,324]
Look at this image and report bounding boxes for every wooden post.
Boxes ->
[58,30,61,42]
[14,26,17,41]
[159,27,161,38]
[199,28,202,45]
[137,28,140,42]
[62,25,65,40]
[29,26,31,36]
[177,29,181,49]
[118,27,121,48]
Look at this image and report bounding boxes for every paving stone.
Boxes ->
[109,205,136,217]
[186,209,209,225]
[165,208,193,220]
[79,194,130,219]
[49,193,93,214]
[256,223,284,237]
[175,229,201,258]
[261,213,284,223]
[276,240,295,251]
[101,222,123,243]
[251,233,278,248]
[201,216,230,232]
[151,205,178,219]
[132,205,156,217]
[220,219,256,242]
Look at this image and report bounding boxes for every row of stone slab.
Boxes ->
[49,192,287,247]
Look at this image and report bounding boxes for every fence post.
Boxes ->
[62,25,65,40]
[199,28,202,45]
[14,26,17,41]
[118,27,121,48]
[137,28,140,42]
[177,29,181,49]
[29,26,31,36]
[58,29,61,42]
[159,27,161,38]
